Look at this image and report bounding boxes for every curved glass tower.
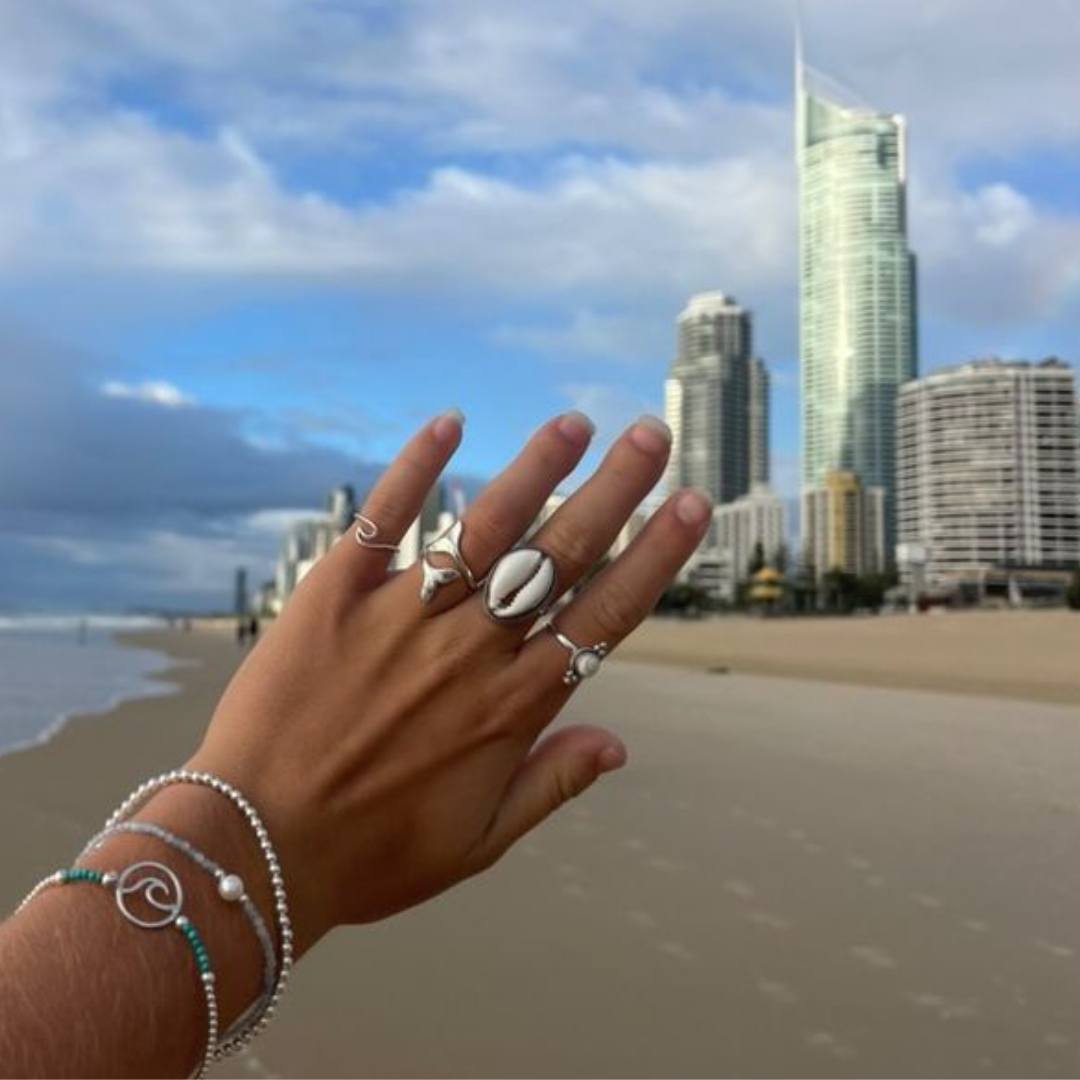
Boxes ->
[797,58,918,550]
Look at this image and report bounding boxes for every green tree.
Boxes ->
[822,568,860,613]
[1067,567,1080,611]
[774,542,789,575]
[747,540,766,576]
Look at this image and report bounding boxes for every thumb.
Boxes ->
[474,724,627,868]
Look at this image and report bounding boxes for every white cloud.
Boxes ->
[0,0,1078,342]
[968,184,1036,248]
[494,309,670,364]
[100,380,195,407]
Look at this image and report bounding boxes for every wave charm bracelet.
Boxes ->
[16,862,219,1080]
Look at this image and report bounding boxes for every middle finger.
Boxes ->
[469,414,672,640]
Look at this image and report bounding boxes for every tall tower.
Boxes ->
[665,292,767,505]
[796,50,918,551]
[749,356,770,487]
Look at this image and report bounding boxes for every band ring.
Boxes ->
[354,513,400,553]
[546,623,608,685]
[420,519,484,604]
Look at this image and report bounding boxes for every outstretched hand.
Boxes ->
[189,410,712,953]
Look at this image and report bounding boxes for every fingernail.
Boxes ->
[433,407,465,444]
[630,414,671,454]
[675,488,712,526]
[557,410,595,447]
[597,742,627,774]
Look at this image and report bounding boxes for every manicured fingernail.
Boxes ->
[597,742,627,774]
[630,414,671,454]
[558,410,595,446]
[433,408,465,444]
[675,488,712,526]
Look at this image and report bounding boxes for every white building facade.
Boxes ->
[896,359,1080,585]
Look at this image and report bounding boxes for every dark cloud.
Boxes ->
[0,329,382,610]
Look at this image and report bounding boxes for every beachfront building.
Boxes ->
[664,292,770,505]
[797,50,918,551]
[896,359,1080,590]
[711,485,788,598]
[802,470,885,580]
[749,356,770,487]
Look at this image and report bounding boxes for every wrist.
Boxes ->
[79,782,272,1037]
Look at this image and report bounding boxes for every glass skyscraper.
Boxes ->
[796,57,918,549]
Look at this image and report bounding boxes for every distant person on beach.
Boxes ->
[235,618,248,647]
[0,410,710,1077]
[248,614,260,643]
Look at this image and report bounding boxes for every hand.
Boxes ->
[188,410,712,954]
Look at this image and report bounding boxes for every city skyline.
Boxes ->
[2,2,1079,609]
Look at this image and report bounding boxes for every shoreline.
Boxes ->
[0,632,186,763]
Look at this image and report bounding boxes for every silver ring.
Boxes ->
[420,519,484,604]
[547,623,608,685]
[483,547,557,624]
[354,513,400,553]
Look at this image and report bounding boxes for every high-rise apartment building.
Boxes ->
[797,55,918,547]
[749,356,770,487]
[711,485,788,599]
[664,292,770,504]
[897,359,1080,585]
[802,470,885,579]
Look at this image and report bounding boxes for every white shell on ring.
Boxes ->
[573,650,602,679]
[217,873,245,902]
[485,548,557,621]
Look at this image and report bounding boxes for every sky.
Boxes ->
[2,0,1079,611]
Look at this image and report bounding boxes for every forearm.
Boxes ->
[0,783,278,1078]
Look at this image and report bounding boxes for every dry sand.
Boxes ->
[618,610,1080,705]
[3,615,1080,1077]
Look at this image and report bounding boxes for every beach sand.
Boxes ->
[617,609,1080,705]
[3,616,1080,1077]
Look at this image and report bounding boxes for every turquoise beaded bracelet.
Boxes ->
[15,861,219,1079]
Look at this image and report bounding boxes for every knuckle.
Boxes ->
[553,762,592,805]
[541,522,599,579]
[465,505,517,563]
[590,579,642,640]
[363,491,412,533]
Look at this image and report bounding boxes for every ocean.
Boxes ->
[0,617,177,757]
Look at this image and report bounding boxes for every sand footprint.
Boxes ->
[743,911,792,931]
[804,1030,857,1060]
[657,940,697,963]
[850,944,897,970]
[757,978,800,1004]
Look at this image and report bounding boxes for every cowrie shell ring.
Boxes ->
[483,547,557,623]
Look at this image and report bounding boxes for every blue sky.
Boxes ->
[1,0,1079,610]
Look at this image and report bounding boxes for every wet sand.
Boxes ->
[3,621,1080,1077]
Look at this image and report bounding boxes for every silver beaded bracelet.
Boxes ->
[89,770,294,1060]
[84,820,277,1054]
[15,862,220,1080]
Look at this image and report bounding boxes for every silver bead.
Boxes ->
[175,915,190,928]
[101,871,118,886]
[217,874,245,902]
[202,971,216,983]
